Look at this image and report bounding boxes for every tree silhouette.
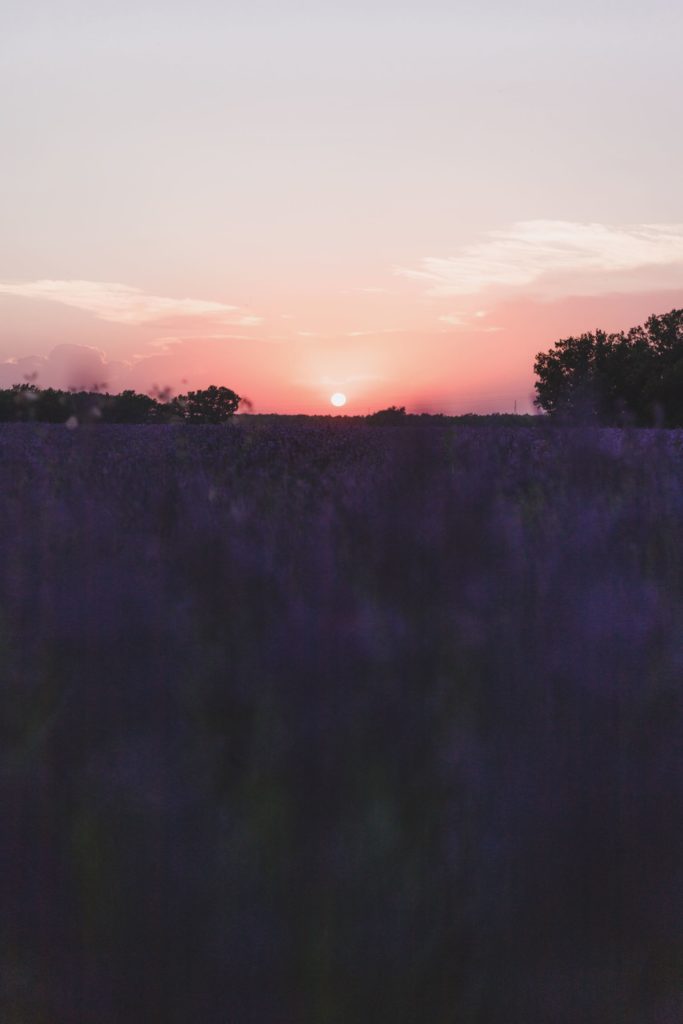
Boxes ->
[178,386,241,424]
[534,309,683,425]
[366,405,407,425]
[0,385,242,424]
[102,390,158,424]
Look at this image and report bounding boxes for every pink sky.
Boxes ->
[2,2,682,413]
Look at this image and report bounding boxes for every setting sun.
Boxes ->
[330,392,347,407]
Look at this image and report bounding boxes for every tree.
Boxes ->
[6,383,41,422]
[366,405,407,425]
[103,390,158,424]
[177,386,241,424]
[34,388,70,423]
[533,309,683,426]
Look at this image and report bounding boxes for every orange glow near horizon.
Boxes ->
[1,277,682,416]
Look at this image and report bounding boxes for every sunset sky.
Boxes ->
[2,0,682,413]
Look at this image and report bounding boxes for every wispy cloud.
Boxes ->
[300,372,387,389]
[147,337,183,351]
[397,221,683,298]
[439,312,504,333]
[0,279,244,326]
[345,327,401,337]
[438,314,469,327]
[236,315,264,326]
[143,332,255,352]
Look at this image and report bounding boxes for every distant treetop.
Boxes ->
[365,406,407,425]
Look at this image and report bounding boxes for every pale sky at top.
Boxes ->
[1,0,682,411]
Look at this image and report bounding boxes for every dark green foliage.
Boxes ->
[534,308,683,425]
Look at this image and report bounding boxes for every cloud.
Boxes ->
[300,371,387,389]
[0,344,120,390]
[236,315,264,326]
[345,327,401,337]
[438,312,503,333]
[142,332,259,352]
[397,221,683,298]
[438,314,468,327]
[0,279,243,326]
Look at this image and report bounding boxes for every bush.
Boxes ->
[366,405,407,425]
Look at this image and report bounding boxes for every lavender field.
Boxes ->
[2,419,683,1023]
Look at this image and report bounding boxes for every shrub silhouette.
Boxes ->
[366,405,407,425]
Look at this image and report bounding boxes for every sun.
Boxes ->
[330,392,347,408]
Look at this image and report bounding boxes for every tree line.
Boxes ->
[0,384,241,424]
[534,308,683,426]
[4,305,681,428]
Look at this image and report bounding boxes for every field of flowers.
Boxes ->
[1,419,682,1023]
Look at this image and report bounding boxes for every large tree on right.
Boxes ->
[534,308,683,426]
